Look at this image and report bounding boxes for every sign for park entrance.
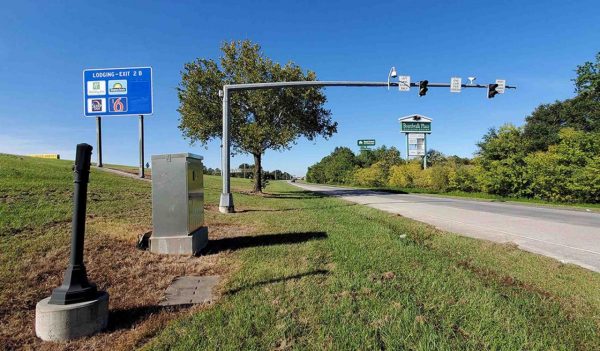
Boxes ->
[357,139,376,146]
[83,67,153,117]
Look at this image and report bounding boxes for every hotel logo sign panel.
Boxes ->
[83,67,152,117]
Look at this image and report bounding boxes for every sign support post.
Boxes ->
[423,134,428,169]
[139,115,144,178]
[406,134,409,162]
[96,116,103,167]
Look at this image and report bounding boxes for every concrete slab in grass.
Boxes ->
[160,275,220,306]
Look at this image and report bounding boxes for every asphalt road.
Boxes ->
[291,182,600,273]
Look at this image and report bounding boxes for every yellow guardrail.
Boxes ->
[28,154,61,159]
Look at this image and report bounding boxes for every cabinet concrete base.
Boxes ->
[35,291,109,341]
[150,227,208,255]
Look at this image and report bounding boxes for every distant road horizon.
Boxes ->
[291,182,600,273]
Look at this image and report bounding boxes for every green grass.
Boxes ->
[146,186,600,348]
[2,154,600,350]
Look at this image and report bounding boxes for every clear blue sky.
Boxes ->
[1,1,598,175]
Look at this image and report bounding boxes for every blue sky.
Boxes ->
[0,0,598,175]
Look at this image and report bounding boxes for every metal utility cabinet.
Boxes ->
[150,153,208,255]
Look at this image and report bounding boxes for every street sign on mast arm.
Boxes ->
[398,76,411,91]
[450,77,461,93]
[496,79,506,94]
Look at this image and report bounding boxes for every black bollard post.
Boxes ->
[49,143,98,305]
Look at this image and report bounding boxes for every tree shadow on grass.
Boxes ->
[226,269,330,295]
[202,231,327,255]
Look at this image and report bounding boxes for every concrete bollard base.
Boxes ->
[35,291,109,341]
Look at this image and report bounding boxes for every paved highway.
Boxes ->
[291,182,600,272]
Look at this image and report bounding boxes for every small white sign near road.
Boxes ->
[450,77,462,93]
[496,79,506,94]
[398,76,411,91]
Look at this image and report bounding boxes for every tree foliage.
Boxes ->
[306,147,357,184]
[306,146,403,185]
[178,40,337,192]
[524,52,600,152]
[573,52,600,99]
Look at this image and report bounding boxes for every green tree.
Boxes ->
[573,51,600,98]
[523,96,600,152]
[476,124,530,197]
[524,129,600,202]
[306,146,357,184]
[178,40,337,192]
[388,161,422,188]
[356,146,403,180]
[353,162,386,187]
[524,52,600,152]
[425,149,446,167]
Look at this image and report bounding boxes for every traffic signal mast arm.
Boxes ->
[219,79,516,213]
[409,82,516,89]
[221,80,516,91]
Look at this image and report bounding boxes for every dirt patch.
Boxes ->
[456,259,554,300]
[0,221,239,351]
[207,223,256,241]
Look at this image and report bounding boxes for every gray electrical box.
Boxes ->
[150,153,208,255]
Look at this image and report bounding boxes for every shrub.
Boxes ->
[388,161,422,188]
[449,164,480,192]
[353,162,386,187]
[429,165,451,192]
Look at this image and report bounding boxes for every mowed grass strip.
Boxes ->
[145,185,600,349]
[2,154,600,350]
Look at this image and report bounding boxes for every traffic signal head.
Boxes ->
[419,80,429,96]
[487,83,499,99]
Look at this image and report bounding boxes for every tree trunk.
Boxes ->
[253,153,262,193]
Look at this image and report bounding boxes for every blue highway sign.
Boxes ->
[83,67,153,117]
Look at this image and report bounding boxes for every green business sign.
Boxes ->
[357,139,376,146]
[401,121,431,133]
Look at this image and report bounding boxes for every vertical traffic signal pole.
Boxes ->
[219,87,234,213]
[96,117,103,167]
[139,115,145,178]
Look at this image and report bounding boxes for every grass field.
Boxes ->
[2,154,600,350]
